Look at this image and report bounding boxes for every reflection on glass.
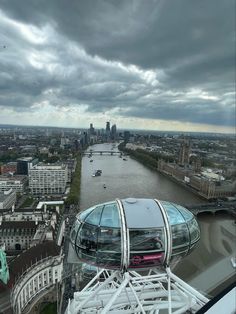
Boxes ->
[97,227,121,267]
[76,247,96,262]
[130,229,164,252]
[97,251,121,267]
[97,228,121,252]
[161,201,185,225]
[79,206,95,221]
[76,223,98,250]
[174,204,193,221]
[188,219,200,243]
[171,224,189,248]
[100,202,120,227]
[85,205,104,225]
[70,220,81,243]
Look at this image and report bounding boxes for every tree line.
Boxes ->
[118,142,174,170]
[65,154,82,205]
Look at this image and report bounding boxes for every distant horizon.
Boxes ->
[0,122,234,136]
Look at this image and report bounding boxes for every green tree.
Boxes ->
[65,154,82,205]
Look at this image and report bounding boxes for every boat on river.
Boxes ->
[92,170,102,177]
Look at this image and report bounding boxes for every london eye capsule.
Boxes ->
[70,198,200,270]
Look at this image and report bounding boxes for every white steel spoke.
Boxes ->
[66,268,209,314]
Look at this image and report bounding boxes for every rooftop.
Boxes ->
[30,163,67,170]
[0,191,15,202]
[0,241,61,290]
[0,175,27,182]
[17,157,35,162]
[0,220,39,230]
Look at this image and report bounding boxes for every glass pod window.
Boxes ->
[188,218,200,244]
[174,204,193,221]
[79,206,96,221]
[77,223,98,250]
[97,227,121,268]
[129,228,165,268]
[70,219,81,246]
[85,205,103,225]
[75,202,122,268]
[75,223,98,263]
[100,202,121,228]
[171,223,190,257]
[96,203,121,267]
[161,201,185,225]
[129,229,164,252]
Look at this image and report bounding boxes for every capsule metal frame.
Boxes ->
[70,198,200,271]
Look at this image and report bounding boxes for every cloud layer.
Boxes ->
[0,0,235,132]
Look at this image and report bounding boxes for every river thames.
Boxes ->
[80,143,236,296]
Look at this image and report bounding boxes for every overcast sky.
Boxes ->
[0,0,235,133]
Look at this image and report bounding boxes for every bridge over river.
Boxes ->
[83,150,123,156]
[186,201,236,217]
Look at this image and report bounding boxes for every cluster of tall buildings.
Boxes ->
[89,121,117,140]
[79,122,118,149]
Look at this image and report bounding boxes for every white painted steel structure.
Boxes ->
[66,268,209,313]
[67,198,209,313]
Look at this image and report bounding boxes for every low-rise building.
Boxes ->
[158,160,236,200]
[0,189,16,210]
[10,241,63,314]
[0,202,64,252]
[0,162,17,175]
[0,220,39,252]
[29,164,68,195]
[0,175,28,193]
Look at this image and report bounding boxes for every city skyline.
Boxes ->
[0,0,235,134]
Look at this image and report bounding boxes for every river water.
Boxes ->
[80,143,236,296]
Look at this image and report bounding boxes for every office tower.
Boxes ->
[111,124,117,140]
[17,157,38,175]
[106,122,110,133]
[89,123,95,135]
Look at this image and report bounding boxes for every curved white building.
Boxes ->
[10,241,63,314]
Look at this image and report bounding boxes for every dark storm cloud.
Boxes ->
[2,0,234,69]
[124,100,235,127]
[0,0,235,128]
